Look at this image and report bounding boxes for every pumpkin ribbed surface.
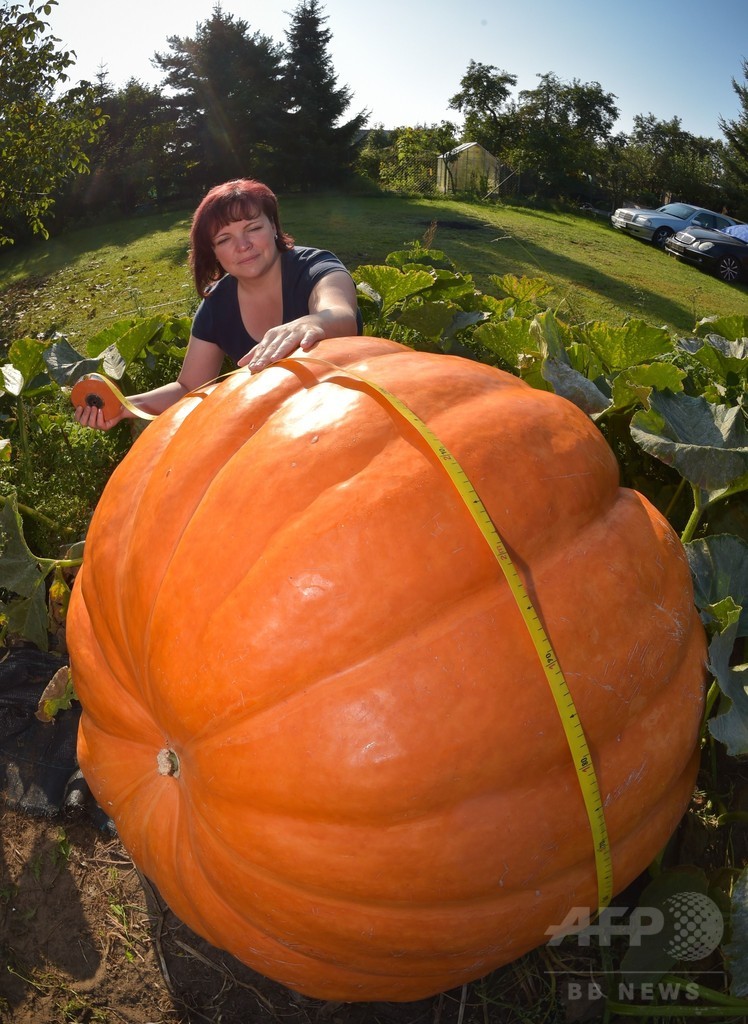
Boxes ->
[68,336,706,1002]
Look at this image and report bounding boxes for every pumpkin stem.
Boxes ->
[156,748,180,777]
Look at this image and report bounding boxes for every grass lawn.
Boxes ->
[1,193,746,348]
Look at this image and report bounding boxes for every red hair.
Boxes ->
[189,179,294,296]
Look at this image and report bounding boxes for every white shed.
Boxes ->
[436,142,499,194]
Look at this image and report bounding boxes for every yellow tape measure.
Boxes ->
[277,356,614,911]
[70,373,157,421]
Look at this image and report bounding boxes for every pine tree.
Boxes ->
[279,0,367,191]
[153,5,286,191]
[719,59,748,215]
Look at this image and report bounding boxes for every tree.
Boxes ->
[719,58,748,216]
[60,73,182,220]
[153,4,286,192]
[448,61,517,154]
[508,73,619,197]
[615,114,726,209]
[0,0,105,244]
[279,0,367,191]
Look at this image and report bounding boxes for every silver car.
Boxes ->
[611,202,737,247]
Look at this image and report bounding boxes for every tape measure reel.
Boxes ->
[70,374,156,421]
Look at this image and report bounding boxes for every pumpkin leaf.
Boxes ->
[577,319,674,372]
[630,391,748,495]
[0,493,53,597]
[442,310,488,340]
[85,316,165,362]
[610,363,686,413]
[7,337,48,383]
[473,317,539,370]
[385,244,453,271]
[541,358,611,416]
[725,865,748,997]
[100,343,127,381]
[678,334,748,384]
[686,535,748,637]
[695,314,748,343]
[1,363,25,397]
[6,590,50,651]
[407,268,475,304]
[531,312,611,415]
[43,338,100,385]
[489,273,553,302]
[353,266,435,316]
[397,300,464,341]
[35,666,76,722]
[706,600,748,756]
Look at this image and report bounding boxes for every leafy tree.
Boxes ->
[507,73,619,197]
[613,114,727,211]
[719,58,748,217]
[60,73,181,220]
[279,0,367,190]
[0,0,105,244]
[153,4,286,191]
[448,61,517,154]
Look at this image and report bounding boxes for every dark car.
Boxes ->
[664,223,748,283]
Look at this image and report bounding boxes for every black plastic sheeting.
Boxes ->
[0,646,112,829]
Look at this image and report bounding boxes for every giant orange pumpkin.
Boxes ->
[68,336,707,1002]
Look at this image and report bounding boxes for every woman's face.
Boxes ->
[211,212,279,281]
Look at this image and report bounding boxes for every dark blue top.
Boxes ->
[191,246,361,364]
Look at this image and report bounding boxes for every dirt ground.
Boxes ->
[0,805,543,1024]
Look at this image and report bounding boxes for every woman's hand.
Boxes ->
[238,319,325,372]
[74,402,129,431]
[238,270,359,374]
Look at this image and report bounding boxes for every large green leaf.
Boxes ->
[576,319,674,371]
[489,273,553,303]
[0,493,53,597]
[86,316,165,365]
[686,534,748,637]
[707,599,748,755]
[610,363,686,413]
[6,590,49,651]
[696,314,748,342]
[541,358,611,415]
[0,363,25,396]
[385,245,453,271]
[7,337,47,383]
[473,317,539,370]
[630,391,748,494]
[353,265,435,317]
[397,300,461,341]
[531,311,611,414]
[678,334,748,384]
[43,339,100,385]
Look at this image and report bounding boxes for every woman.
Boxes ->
[75,178,361,430]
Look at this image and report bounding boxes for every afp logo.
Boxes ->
[546,891,724,961]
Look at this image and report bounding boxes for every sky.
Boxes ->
[46,0,748,142]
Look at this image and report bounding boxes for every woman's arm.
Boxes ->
[75,337,226,431]
[239,271,359,372]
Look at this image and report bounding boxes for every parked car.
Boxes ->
[664,223,748,283]
[610,202,738,247]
